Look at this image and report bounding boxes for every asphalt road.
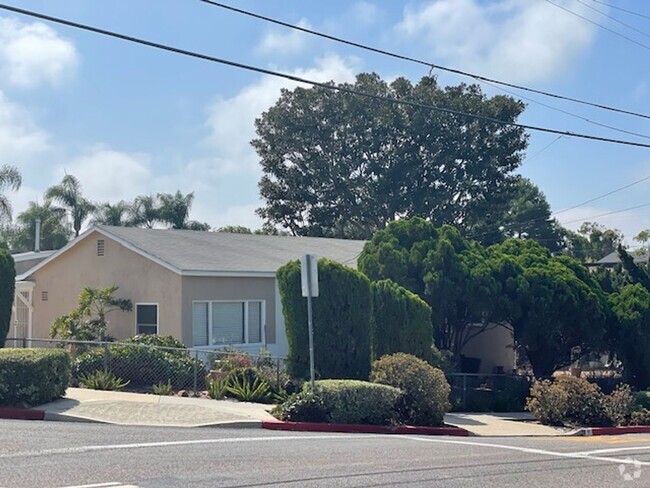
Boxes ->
[2,420,650,487]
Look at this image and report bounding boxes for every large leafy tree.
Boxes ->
[491,240,608,377]
[10,201,72,251]
[469,177,563,250]
[610,284,650,389]
[564,222,624,262]
[359,218,515,354]
[45,174,95,237]
[0,164,21,222]
[157,191,210,230]
[254,74,527,239]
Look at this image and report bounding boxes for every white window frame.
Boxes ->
[135,302,159,335]
[191,299,266,347]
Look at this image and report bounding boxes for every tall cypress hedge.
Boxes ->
[371,279,433,362]
[277,258,372,380]
[0,250,15,347]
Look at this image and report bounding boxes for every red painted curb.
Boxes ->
[0,407,45,421]
[262,420,471,436]
[582,426,650,436]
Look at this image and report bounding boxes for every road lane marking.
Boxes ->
[399,435,650,466]
[55,484,126,488]
[572,445,650,456]
[0,434,376,460]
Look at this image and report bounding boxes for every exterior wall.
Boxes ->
[461,325,515,374]
[27,231,182,341]
[180,275,281,355]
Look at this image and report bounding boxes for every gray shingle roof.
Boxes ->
[99,226,366,274]
[594,250,650,266]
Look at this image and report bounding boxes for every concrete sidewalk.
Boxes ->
[37,388,275,427]
[34,388,572,435]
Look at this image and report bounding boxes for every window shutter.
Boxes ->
[192,302,209,347]
[211,302,244,344]
[248,302,262,343]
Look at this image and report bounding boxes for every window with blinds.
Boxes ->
[191,300,264,347]
[136,304,158,335]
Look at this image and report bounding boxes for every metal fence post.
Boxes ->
[22,337,27,349]
[276,358,281,393]
[103,342,110,372]
[193,350,199,395]
[462,374,467,411]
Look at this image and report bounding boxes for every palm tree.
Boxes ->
[0,164,22,222]
[45,174,95,237]
[157,191,210,230]
[14,201,72,251]
[91,201,133,226]
[130,195,160,228]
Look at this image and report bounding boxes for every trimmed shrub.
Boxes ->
[277,258,372,380]
[631,408,650,426]
[273,379,401,425]
[526,376,622,427]
[634,390,650,410]
[370,279,433,362]
[370,353,451,426]
[0,251,15,347]
[0,349,70,407]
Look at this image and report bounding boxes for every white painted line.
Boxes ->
[399,435,650,466]
[0,434,377,460]
[572,445,650,456]
[55,483,123,488]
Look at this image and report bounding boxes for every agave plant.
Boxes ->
[226,375,272,403]
[79,370,130,391]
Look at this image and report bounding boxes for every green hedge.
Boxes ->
[371,279,433,361]
[273,379,401,425]
[0,349,70,407]
[0,250,15,347]
[277,259,372,380]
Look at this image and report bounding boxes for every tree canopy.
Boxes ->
[0,165,21,223]
[254,74,528,239]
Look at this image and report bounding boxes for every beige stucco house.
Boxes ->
[12,226,365,357]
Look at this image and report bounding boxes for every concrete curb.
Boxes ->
[578,426,650,436]
[262,419,472,436]
[0,407,45,421]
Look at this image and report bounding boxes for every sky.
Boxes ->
[3,0,650,244]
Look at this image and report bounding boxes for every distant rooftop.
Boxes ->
[589,250,650,267]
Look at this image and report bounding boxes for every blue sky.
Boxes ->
[4,0,650,243]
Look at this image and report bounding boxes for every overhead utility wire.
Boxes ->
[574,0,650,40]
[3,4,650,149]
[552,175,650,216]
[591,0,650,21]
[200,0,650,122]
[559,202,650,225]
[544,0,650,51]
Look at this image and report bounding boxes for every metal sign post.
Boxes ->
[301,254,319,391]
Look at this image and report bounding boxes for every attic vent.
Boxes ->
[97,239,105,257]
[41,291,48,301]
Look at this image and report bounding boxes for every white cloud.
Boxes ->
[195,202,263,230]
[205,54,358,176]
[0,17,78,88]
[257,19,312,55]
[0,90,50,162]
[350,1,381,25]
[57,146,152,204]
[395,0,597,83]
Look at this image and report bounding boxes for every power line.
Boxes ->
[544,0,650,51]
[3,4,650,149]
[553,175,650,216]
[574,0,650,40]
[524,135,564,164]
[200,0,650,122]
[559,201,650,225]
[592,0,650,21]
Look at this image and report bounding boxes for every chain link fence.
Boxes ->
[4,337,286,395]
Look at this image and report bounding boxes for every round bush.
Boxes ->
[370,353,451,426]
[273,379,402,425]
